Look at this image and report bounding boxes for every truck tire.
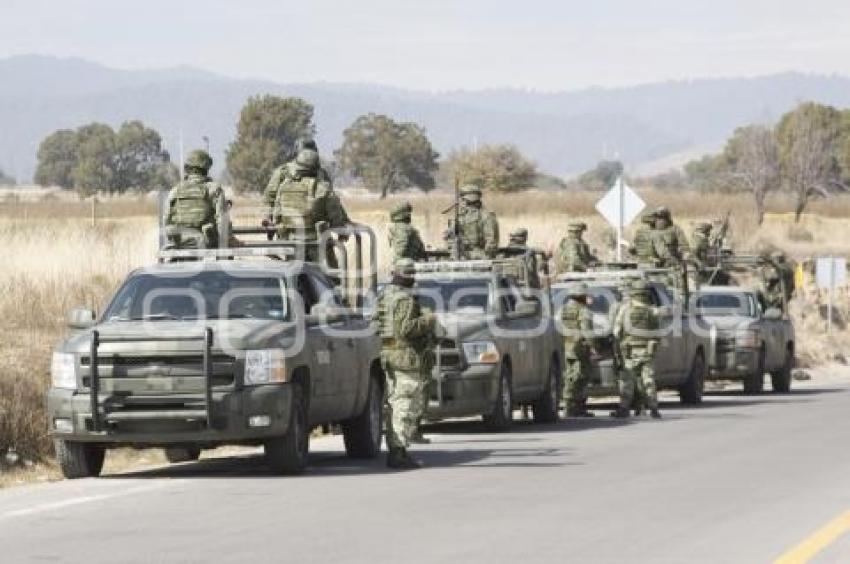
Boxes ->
[342,376,383,459]
[743,348,765,394]
[54,439,105,479]
[532,359,561,423]
[679,351,705,405]
[483,364,513,432]
[164,445,201,463]
[770,347,794,393]
[264,384,309,475]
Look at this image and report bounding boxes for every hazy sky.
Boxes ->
[4,0,850,90]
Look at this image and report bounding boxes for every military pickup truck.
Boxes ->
[48,224,383,478]
[694,286,795,393]
[551,266,710,405]
[412,257,563,430]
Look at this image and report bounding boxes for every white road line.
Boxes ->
[0,482,172,521]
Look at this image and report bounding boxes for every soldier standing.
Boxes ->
[274,148,351,267]
[691,222,713,284]
[374,259,438,469]
[630,211,658,265]
[561,283,595,417]
[613,280,662,419]
[451,184,499,259]
[264,137,332,220]
[651,207,690,267]
[555,222,598,273]
[757,255,786,312]
[771,251,796,305]
[507,227,541,289]
[165,149,222,249]
[388,201,427,262]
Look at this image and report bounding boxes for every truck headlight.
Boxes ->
[462,341,501,364]
[51,352,77,389]
[735,329,759,348]
[244,350,286,385]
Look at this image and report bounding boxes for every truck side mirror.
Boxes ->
[763,308,783,321]
[67,308,96,329]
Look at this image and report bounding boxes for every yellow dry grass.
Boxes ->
[0,188,848,479]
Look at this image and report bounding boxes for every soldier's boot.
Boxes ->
[633,405,643,417]
[566,407,594,418]
[650,408,662,419]
[387,448,422,470]
[609,407,630,419]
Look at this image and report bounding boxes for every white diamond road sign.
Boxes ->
[595,177,645,229]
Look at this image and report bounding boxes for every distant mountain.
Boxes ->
[3,55,850,183]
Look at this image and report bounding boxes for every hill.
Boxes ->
[3,55,850,183]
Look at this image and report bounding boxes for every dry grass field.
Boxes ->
[1,186,848,482]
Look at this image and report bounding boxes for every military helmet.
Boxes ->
[629,279,652,297]
[509,227,528,243]
[392,258,417,279]
[654,206,672,220]
[390,201,413,221]
[567,282,589,298]
[295,137,318,152]
[641,211,657,224]
[771,250,786,262]
[695,222,712,233]
[184,149,213,172]
[567,222,584,233]
[460,184,482,201]
[294,149,320,173]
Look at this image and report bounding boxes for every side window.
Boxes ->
[498,278,517,313]
[308,273,343,308]
[295,273,319,314]
[650,284,670,307]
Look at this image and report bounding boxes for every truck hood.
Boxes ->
[699,315,756,333]
[60,319,298,355]
[434,312,492,341]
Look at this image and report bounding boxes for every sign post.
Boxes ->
[815,257,847,335]
[595,177,645,261]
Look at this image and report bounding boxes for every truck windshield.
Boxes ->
[695,293,755,317]
[415,279,491,313]
[104,271,288,321]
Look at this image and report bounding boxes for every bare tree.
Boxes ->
[777,103,842,222]
[725,125,779,225]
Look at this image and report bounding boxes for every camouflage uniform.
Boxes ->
[165,149,222,249]
[691,222,713,284]
[506,228,541,289]
[613,280,662,418]
[771,251,796,305]
[388,201,427,262]
[274,149,350,267]
[651,207,690,267]
[631,212,658,264]
[451,185,499,259]
[758,259,786,312]
[375,259,438,469]
[263,138,332,216]
[561,283,594,417]
[555,223,598,273]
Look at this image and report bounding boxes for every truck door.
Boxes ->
[294,272,333,422]
[650,283,683,383]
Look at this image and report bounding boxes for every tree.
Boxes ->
[776,102,842,221]
[683,154,732,192]
[723,125,779,224]
[113,120,174,191]
[335,113,439,198]
[572,160,623,191]
[226,95,315,192]
[71,123,116,194]
[34,129,78,188]
[443,144,536,193]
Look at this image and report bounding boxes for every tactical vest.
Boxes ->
[633,228,655,262]
[275,178,326,239]
[624,303,657,346]
[389,223,424,260]
[374,287,397,340]
[169,176,214,228]
[459,208,485,249]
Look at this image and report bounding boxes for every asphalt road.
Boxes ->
[2,376,850,564]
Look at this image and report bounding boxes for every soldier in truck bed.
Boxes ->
[388,201,427,262]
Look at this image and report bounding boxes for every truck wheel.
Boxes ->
[532,359,561,423]
[743,348,765,394]
[264,384,309,475]
[342,376,383,459]
[483,364,513,431]
[164,445,201,463]
[54,439,105,479]
[679,351,705,405]
[770,348,794,393]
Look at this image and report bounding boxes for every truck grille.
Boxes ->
[80,353,238,389]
